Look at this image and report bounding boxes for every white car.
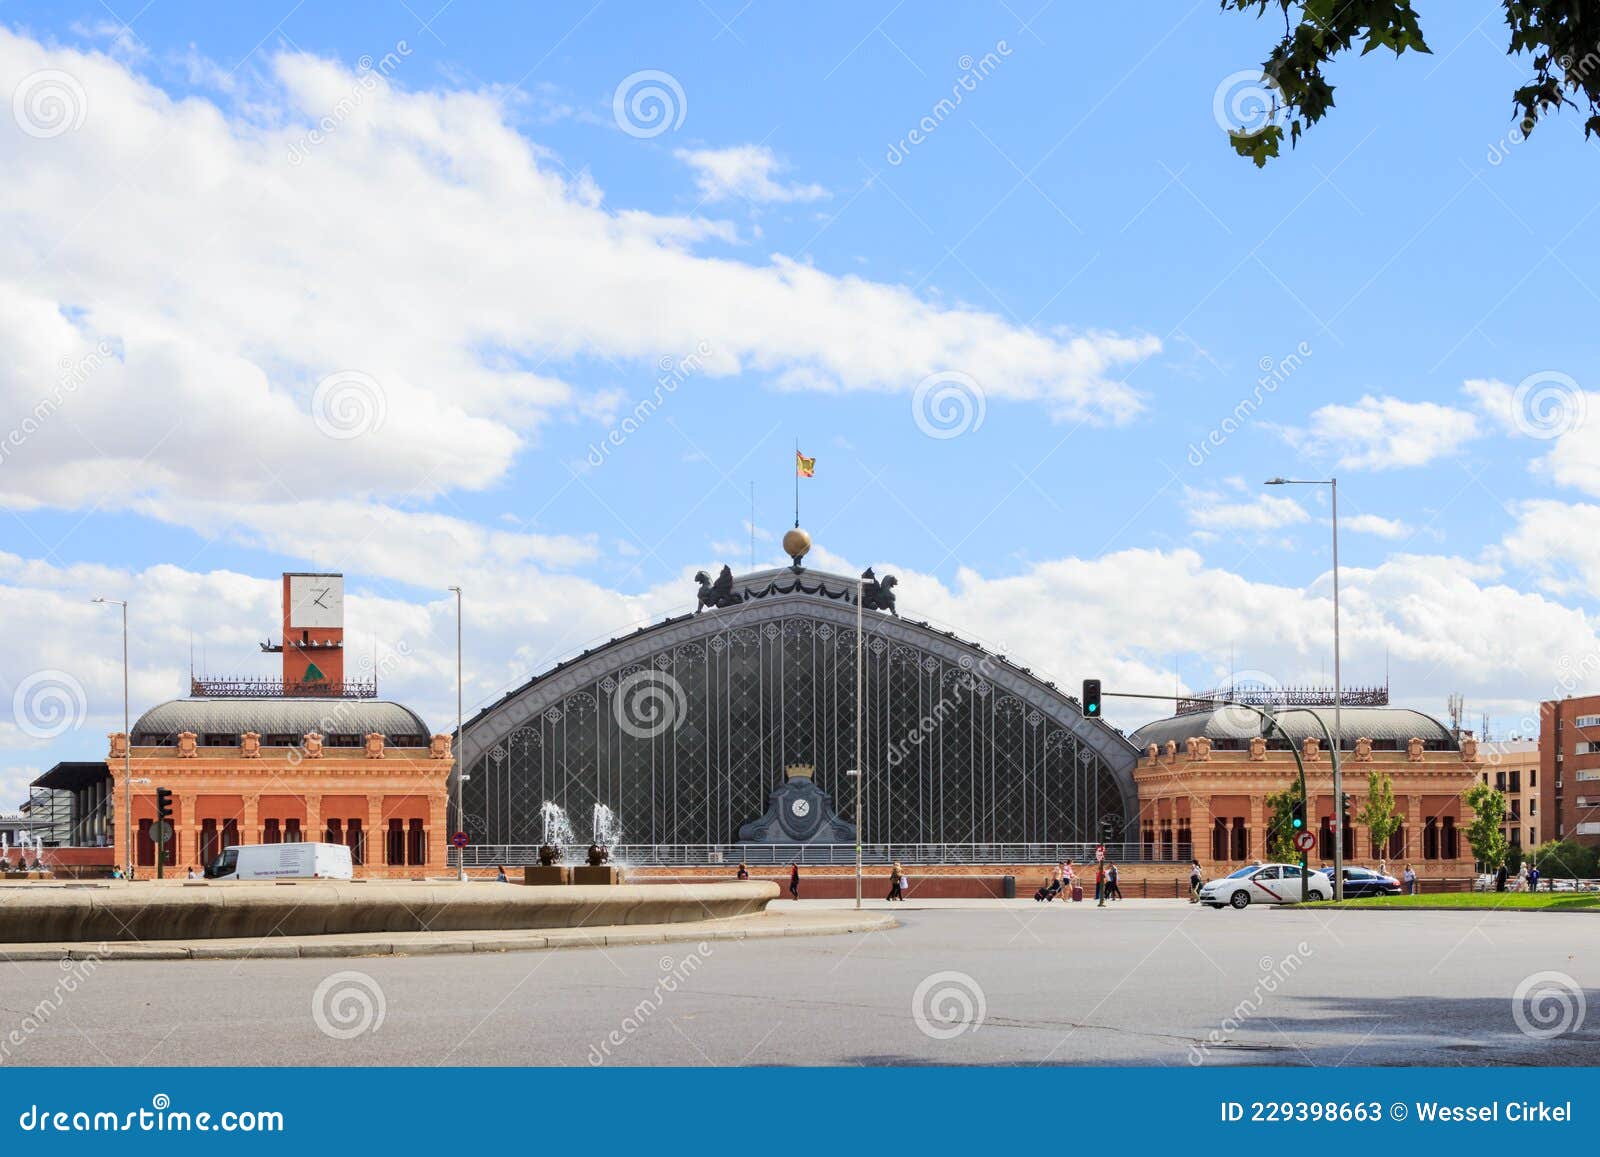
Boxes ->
[1199,863,1331,909]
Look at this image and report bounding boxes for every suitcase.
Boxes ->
[1071,885,1084,902]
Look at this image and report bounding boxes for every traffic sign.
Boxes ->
[451,831,470,848]
[1094,844,1105,862]
[150,821,173,845]
[1293,829,1316,854]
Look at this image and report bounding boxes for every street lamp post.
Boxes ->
[852,570,865,910]
[1265,476,1344,901]
[92,597,131,879]
[448,585,466,883]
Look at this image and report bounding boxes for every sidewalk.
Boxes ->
[771,897,1193,911]
[0,909,896,963]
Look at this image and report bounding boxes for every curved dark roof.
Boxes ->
[132,699,431,745]
[461,563,1140,806]
[1130,705,1457,751]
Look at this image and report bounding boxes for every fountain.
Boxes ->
[524,802,576,886]
[576,803,626,886]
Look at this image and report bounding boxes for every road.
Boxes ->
[4,900,1595,1066]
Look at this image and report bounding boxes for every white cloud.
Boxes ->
[0,31,1157,537]
[1343,513,1412,539]
[1184,489,1308,532]
[675,144,828,203]
[1466,376,1600,497]
[1282,394,1480,470]
[1504,499,1600,595]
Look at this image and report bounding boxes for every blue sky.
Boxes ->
[3,0,1599,801]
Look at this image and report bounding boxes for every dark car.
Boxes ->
[1339,866,1402,898]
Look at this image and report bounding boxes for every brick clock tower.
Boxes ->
[267,572,346,692]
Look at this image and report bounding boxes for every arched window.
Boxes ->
[263,818,281,844]
[386,819,405,866]
[200,818,219,866]
[1423,816,1439,860]
[1212,818,1228,861]
[1176,821,1192,861]
[284,818,302,843]
[406,819,427,866]
[1442,816,1458,860]
[325,818,342,846]
[347,818,364,866]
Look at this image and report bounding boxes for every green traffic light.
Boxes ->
[1087,703,1097,714]
[1292,818,1303,829]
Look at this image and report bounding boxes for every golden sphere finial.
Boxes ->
[782,527,811,568]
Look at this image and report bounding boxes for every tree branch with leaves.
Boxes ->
[1462,781,1510,871]
[1222,0,1600,166]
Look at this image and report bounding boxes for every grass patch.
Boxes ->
[1324,892,1600,911]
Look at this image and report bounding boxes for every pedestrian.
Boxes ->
[1062,859,1076,901]
[1095,860,1106,907]
[1106,861,1122,901]
[899,868,910,898]
[788,861,800,900]
[1403,863,1417,895]
[1495,863,1508,892]
[1516,862,1529,892]
[736,862,750,880]
[1188,858,1203,903]
[886,860,904,902]
[109,865,124,880]
[495,865,508,883]
[186,865,197,880]
[1528,863,1540,892]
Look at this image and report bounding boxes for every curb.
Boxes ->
[0,912,898,963]
[1314,903,1600,914]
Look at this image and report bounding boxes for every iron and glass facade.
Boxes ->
[457,567,1138,853]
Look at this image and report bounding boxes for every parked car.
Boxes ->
[1199,863,1331,909]
[1337,866,1402,898]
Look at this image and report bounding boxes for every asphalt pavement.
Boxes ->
[3,899,1594,1066]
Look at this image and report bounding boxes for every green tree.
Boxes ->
[1221,0,1600,166]
[1356,769,1401,861]
[1462,782,1510,871]
[1531,837,1599,880]
[1264,785,1303,863]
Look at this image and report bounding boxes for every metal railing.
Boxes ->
[454,842,1167,868]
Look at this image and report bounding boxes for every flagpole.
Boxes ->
[793,438,800,527]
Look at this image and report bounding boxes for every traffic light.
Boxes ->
[1291,798,1305,831]
[155,787,174,824]
[1099,817,1116,842]
[1082,678,1101,718]
[154,787,174,879]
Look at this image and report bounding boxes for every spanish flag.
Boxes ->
[796,450,816,478]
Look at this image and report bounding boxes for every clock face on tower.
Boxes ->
[288,574,344,629]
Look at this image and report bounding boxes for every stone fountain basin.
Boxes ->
[0,880,777,944]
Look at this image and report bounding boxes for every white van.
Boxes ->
[204,842,353,881]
